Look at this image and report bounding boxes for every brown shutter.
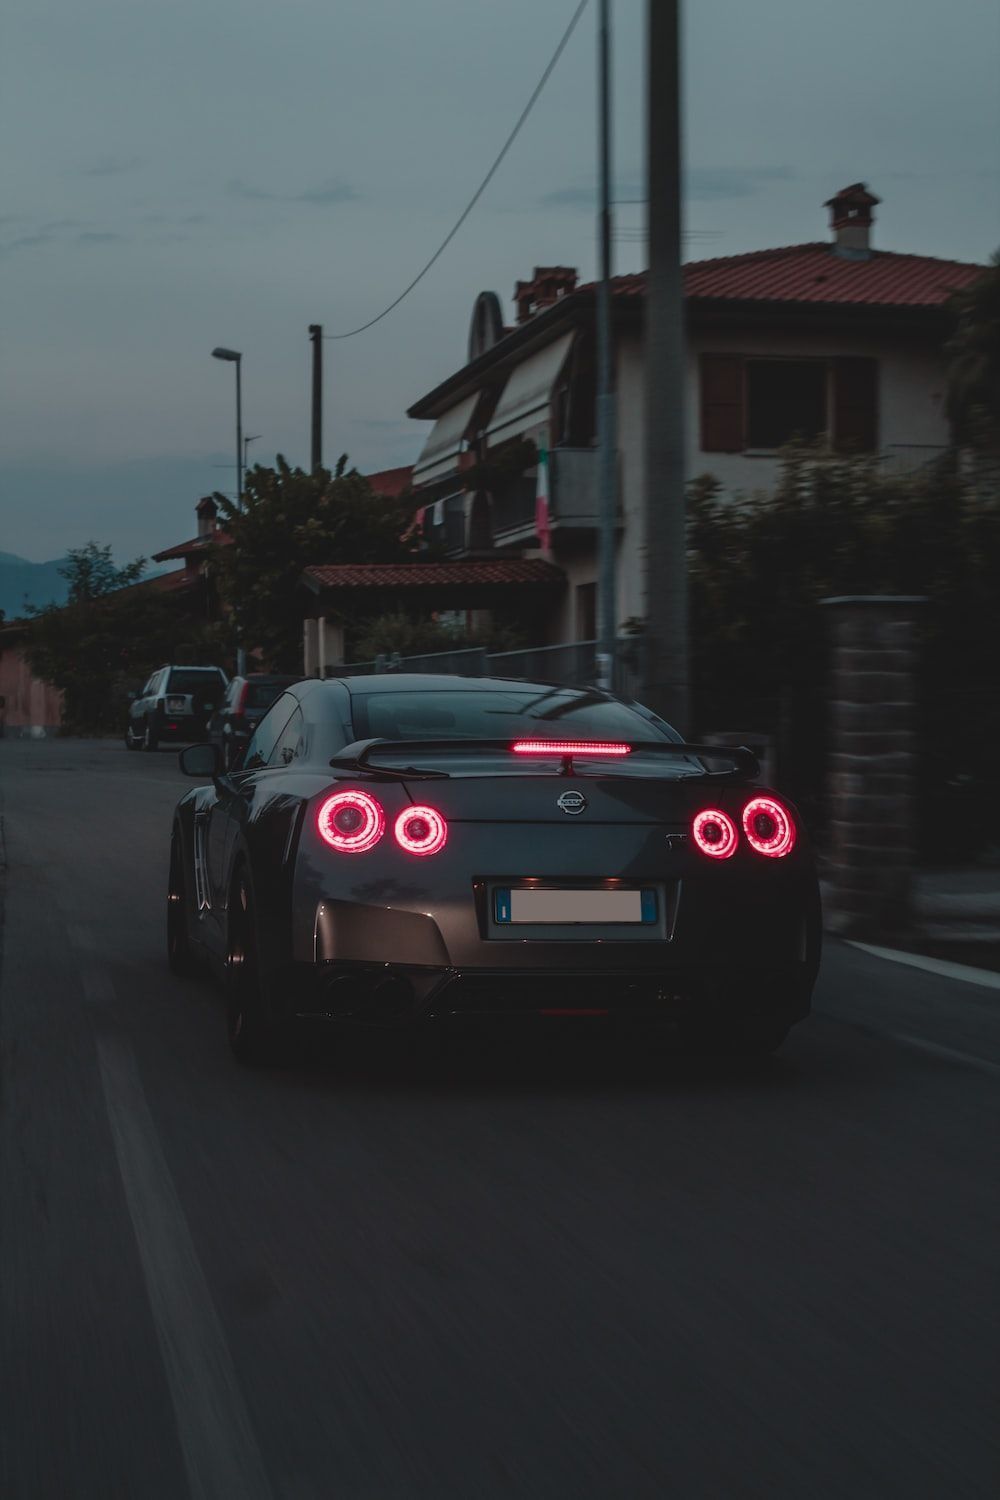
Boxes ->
[833,357,878,452]
[700,355,745,453]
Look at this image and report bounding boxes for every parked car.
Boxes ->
[207,674,301,770]
[168,673,821,1063]
[125,664,229,751]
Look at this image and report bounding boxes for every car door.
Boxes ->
[204,692,298,915]
[138,670,163,732]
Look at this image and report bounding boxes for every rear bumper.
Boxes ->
[158,715,207,740]
[282,956,817,1029]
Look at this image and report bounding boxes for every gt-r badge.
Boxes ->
[557,790,587,816]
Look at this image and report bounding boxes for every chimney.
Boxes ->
[514,266,578,324]
[824,182,880,260]
[195,495,218,538]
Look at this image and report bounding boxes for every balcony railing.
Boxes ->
[491,446,614,543]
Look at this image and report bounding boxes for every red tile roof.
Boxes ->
[578,246,985,310]
[303,559,563,591]
[152,530,232,563]
[366,465,413,498]
[111,567,196,601]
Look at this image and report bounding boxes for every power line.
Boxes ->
[325,0,590,341]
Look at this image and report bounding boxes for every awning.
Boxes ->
[412,393,479,485]
[485,332,574,444]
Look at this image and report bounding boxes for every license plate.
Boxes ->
[494,888,656,924]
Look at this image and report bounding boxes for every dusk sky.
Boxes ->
[3,0,998,564]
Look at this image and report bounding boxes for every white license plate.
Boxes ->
[507,888,645,924]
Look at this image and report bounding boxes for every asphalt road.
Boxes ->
[1,737,997,1500]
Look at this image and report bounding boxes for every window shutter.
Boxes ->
[700,355,745,453]
[833,357,878,452]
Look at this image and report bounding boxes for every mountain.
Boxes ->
[0,553,71,621]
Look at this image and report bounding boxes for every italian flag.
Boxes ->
[535,446,552,554]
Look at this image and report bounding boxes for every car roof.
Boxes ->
[335,674,609,697]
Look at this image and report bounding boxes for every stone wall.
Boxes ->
[822,596,925,938]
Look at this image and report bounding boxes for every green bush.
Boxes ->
[688,448,1000,861]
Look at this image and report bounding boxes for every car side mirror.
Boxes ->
[179,743,221,779]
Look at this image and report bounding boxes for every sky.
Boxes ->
[2,0,998,564]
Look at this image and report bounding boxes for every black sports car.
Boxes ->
[169,674,821,1063]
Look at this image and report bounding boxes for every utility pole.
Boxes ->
[308,324,323,473]
[595,0,617,693]
[642,0,689,731]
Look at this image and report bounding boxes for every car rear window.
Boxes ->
[244,682,289,710]
[167,669,226,696]
[352,687,676,742]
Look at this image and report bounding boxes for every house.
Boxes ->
[405,183,986,644]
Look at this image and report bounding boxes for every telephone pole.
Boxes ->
[308,324,323,473]
[595,0,617,692]
[642,0,689,731]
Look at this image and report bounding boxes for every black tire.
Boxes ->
[226,866,289,1065]
[124,724,140,751]
[143,717,159,752]
[167,830,201,977]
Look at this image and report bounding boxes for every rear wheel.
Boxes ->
[143,717,159,752]
[167,830,201,976]
[226,867,289,1065]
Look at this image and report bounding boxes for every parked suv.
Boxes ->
[206,674,300,770]
[125,665,229,751]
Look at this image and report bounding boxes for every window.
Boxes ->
[700,353,878,454]
[243,693,296,770]
[269,708,305,767]
[167,667,226,696]
[352,687,677,743]
[746,361,827,449]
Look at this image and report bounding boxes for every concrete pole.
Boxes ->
[595,0,617,692]
[309,325,323,473]
[642,0,689,732]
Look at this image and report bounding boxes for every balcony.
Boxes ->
[491,446,617,545]
[422,494,468,557]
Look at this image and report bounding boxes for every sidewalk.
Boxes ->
[821,865,1000,973]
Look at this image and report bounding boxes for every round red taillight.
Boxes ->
[742,796,795,858]
[394,805,448,857]
[317,790,385,853]
[692,808,738,859]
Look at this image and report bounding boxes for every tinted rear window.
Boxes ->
[167,669,226,696]
[244,682,288,710]
[352,687,674,742]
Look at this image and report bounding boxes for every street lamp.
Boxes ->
[211,346,245,674]
[211,346,243,510]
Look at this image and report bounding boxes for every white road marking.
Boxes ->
[847,941,1000,992]
[885,1031,1000,1080]
[97,1034,274,1500]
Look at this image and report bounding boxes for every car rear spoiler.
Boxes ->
[330,737,759,780]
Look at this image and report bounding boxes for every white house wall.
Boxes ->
[684,328,950,495]
[579,325,952,641]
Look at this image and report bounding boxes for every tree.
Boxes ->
[946,251,1000,450]
[210,455,417,671]
[687,446,1000,859]
[60,542,146,603]
[26,546,228,735]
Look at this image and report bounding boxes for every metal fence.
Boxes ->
[334,637,646,699]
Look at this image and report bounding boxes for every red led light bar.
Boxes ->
[510,741,631,756]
